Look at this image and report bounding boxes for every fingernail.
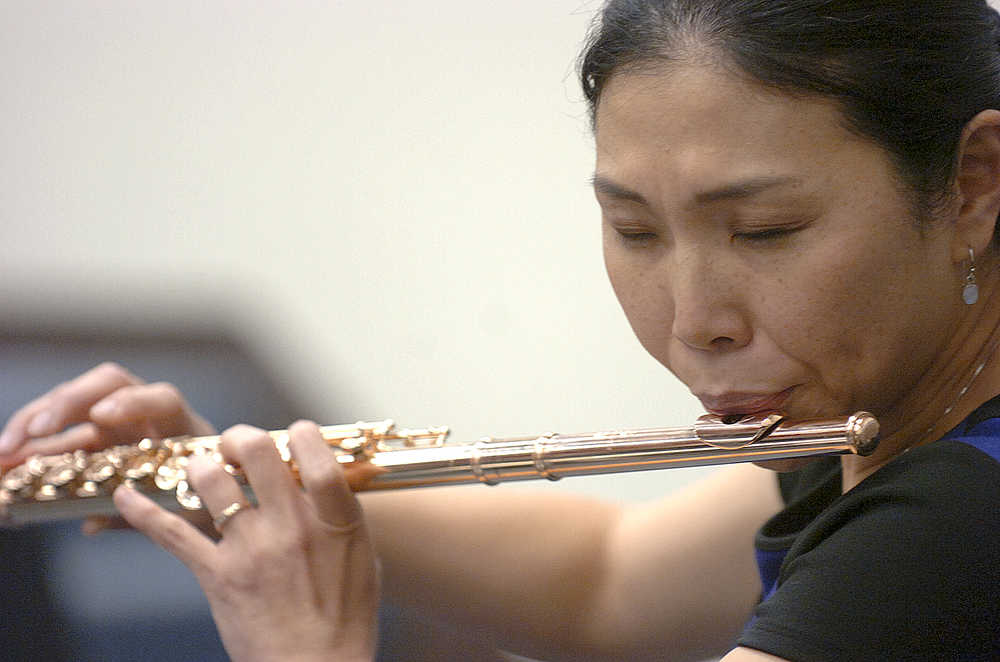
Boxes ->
[91,399,119,419]
[27,411,55,437]
[113,484,139,505]
[0,431,14,455]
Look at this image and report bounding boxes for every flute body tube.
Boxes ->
[360,412,878,488]
[0,412,878,526]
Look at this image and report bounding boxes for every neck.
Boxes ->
[841,262,1000,491]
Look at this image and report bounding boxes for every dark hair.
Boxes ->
[579,0,1000,225]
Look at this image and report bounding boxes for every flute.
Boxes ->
[0,411,878,526]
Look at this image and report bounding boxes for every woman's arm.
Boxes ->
[363,462,782,661]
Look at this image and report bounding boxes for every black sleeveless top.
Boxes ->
[737,396,1000,661]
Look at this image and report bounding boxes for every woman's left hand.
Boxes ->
[113,420,379,662]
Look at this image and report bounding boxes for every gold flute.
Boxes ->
[0,412,878,526]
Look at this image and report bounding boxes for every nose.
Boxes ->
[669,250,752,352]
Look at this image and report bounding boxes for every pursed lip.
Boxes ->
[697,387,796,417]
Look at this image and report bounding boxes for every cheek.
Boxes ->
[766,238,956,412]
[603,242,676,363]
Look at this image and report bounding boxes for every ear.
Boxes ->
[952,109,1000,261]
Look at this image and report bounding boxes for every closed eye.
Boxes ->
[614,228,658,244]
[732,224,806,243]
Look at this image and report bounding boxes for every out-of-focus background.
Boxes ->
[1,1,711,660]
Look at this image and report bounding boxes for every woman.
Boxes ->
[3,1,999,660]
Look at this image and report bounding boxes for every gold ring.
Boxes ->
[213,501,250,533]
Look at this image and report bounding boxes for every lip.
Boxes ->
[697,387,796,417]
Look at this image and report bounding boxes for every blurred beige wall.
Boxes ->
[26,1,950,502]
[8,2,998,499]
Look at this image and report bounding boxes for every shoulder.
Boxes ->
[739,440,1000,661]
[869,434,996,488]
[799,439,1000,593]
[851,438,1000,521]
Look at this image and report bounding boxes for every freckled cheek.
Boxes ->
[764,267,882,403]
[768,314,852,376]
[606,264,676,361]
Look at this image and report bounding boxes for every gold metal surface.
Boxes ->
[0,413,878,526]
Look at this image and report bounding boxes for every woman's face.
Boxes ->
[595,64,961,424]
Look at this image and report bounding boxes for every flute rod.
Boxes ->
[347,412,879,489]
[0,412,879,527]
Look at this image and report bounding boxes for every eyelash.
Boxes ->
[615,229,657,244]
[612,223,807,245]
[732,225,802,243]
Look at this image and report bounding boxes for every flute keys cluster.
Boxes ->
[0,421,452,524]
[0,437,188,514]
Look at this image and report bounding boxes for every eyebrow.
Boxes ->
[693,176,803,204]
[590,174,803,206]
[590,174,649,205]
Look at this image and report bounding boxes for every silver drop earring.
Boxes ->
[963,247,979,305]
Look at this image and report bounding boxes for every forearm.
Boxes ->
[361,466,780,662]
[361,486,620,655]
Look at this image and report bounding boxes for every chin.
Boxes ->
[752,457,825,473]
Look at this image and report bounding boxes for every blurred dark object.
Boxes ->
[0,328,309,662]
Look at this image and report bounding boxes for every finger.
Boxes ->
[0,398,49,455]
[0,423,103,468]
[82,495,216,537]
[287,420,364,529]
[219,425,300,518]
[185,455,254,535]
[14,419,179,462]
[343,461,386,492]
[29,362,140,435]
[90,382,215,438]
[113,484,215,575]
[0,363,141,455]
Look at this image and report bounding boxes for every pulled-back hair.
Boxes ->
[579,0,1000,223]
